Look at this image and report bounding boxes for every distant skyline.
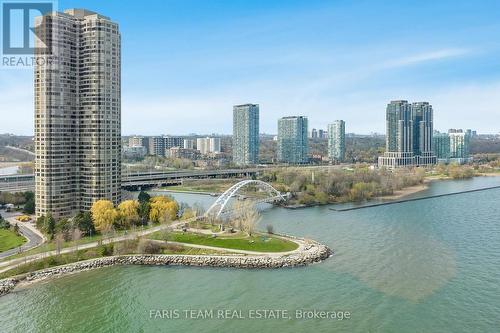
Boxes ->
[1,0,500,135]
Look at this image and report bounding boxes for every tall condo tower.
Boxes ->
[378,100,415,168]
[277,116,309,164]
[35,9,121,218]
[233,104,259,165]
[328,120,346,163]
[378,100,437,168]
[411,102,436,165]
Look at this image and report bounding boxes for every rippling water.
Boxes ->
[1,177,500,332]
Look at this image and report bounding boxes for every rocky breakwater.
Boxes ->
[0,240,332,297]
[0,278,17,297]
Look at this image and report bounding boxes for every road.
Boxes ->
[5,146,35,157]
[0,212,45,259]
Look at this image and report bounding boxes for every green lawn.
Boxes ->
[0,229,26,252]
[149,231,298,253]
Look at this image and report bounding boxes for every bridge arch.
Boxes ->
[204,180,286,219]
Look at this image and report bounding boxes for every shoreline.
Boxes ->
[283,182,430,210]
[0,238,332,297]
[377,182,429,200]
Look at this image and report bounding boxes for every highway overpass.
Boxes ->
[0,169,260,192]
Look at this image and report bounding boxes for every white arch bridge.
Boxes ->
[204,180,288,219]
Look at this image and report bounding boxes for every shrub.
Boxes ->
[137,239,161,254]
[0,218,10,229]
[97,244,114,256]
[163,243,183,253]
[113,240,137,255]
[266,224,274,234]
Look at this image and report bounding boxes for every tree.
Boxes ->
[192,203,205,218]
[55,233,64,255]
[74,211,96,237]
[45,214,56,240]
[0,214,10,229]
[137,190,152,225]
[91,200,118,232]
[118,200,140,228]
[55,218,72,241]
[73,228,83,256]
[138,191,151,204]
[348,182,376,202]
[35,215,45,231]
[23,191,35,214]
[149,196,179,224]
[234,201,260,236]
[138,201,150,225]
[13,223,20,235]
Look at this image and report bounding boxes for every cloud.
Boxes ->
[382,48,470,69]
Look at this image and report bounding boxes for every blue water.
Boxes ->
[1,177,500,332]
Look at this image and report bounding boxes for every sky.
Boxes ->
[1,0,500,135]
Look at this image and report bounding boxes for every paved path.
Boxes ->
[5,146,35,157]
[0,218,195,274]
[152,237,305,256]
[0,217,306,274]
[0,215,45,259]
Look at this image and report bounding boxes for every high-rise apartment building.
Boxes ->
[209,137,221,154]
[277,116,309,164]
[433,133,451,161]
[411,102,436,166]
[233,104,259,165]
[449,132,471,163]
[164,136,184,150]
[378,100,436,168]
[328,120,346,163]
[318,129,328,139]
[378,100,415,168]
[35,9,121,218]
[129,136,147,148]
[148,137,165,156]
[196,137,221,155]
[183,139,196,150]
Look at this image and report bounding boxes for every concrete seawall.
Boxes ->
[0,241,332,297]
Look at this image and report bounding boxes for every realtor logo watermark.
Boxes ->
[1,0,57,68]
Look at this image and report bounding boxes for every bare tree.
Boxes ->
[73,228,83,257]
[160,211,172,225]
[234,201,260,236]
[158,228,171,242]
[55,233,64,255]
[192,203,205,218]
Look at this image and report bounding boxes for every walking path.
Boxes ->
[0,216,308,275]
[0,218,195,274]
[151,236,305,257]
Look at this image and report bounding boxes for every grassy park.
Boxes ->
[0,239,227,279]
[149,231,299,253]
[0,229,26,252]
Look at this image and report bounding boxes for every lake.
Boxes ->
[1,177,500,332]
